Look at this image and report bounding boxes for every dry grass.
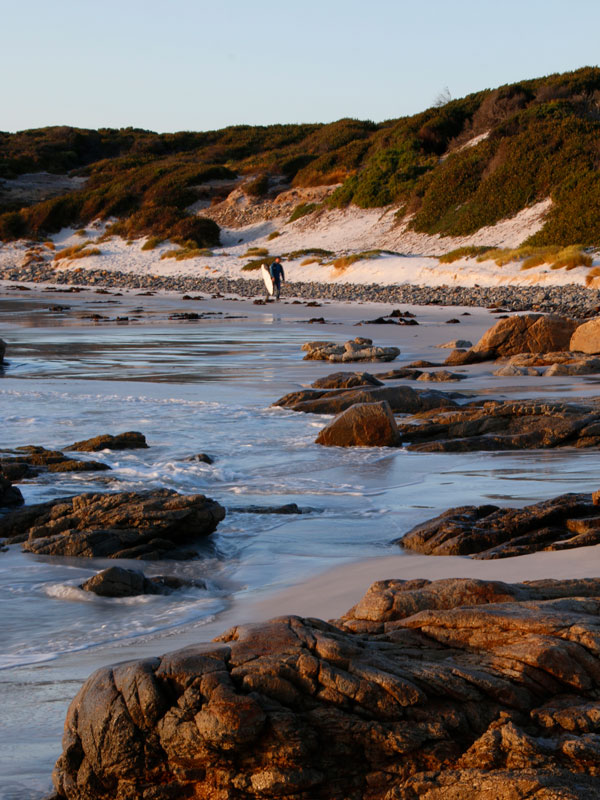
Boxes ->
[160,247,213,261]
[474,244,593,271]
[267,231,281,241]
[438,246,492,263]
[325,250,382,272]
[54,244,101,261]
[43,241,55,250]
[586,267,600,286]
[141,236,164,251]
[301,257,322,265]
[240,247,269,258]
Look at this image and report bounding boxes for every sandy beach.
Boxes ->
[2,279,600,798]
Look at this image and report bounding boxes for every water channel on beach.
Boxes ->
[2,290,600,798]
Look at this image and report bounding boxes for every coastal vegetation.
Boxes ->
[3,67,600,246]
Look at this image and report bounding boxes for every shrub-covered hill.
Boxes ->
[2,66,600,247]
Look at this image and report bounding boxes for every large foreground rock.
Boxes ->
[0,489,225,559]
[397,399,600,451]
[302,337,400,362]
[52,576,600,800]
[274,384,458,415]
[315,401,399,447]
[399,491,600,558]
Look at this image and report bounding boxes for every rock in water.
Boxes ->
[570,317,600,354]
[52,576,600,800]
[66,432,148,451]
[397,399,600,451]
[0,474,23,507]
[315,401,399,447]
[0,489,225,559]
[398,491,600,557]
[311,371,383,389]
[0,338,5,364]
[80,566,205,596]
[273,384,457,415]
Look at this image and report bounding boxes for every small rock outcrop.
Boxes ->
[315,401,399,447]
[416,369,466,382]
[0,474,23,507]
[398,491,600,558]
[473,313,577,357]
[80,566,205,597]
[0,446,110,475]
[0,338,5,364]
[302,337,400,362]
[493,351,600,377]
[274,384,458,415]
[311,371,383,389]
[437,338,473,349]
[66,431,148,451]
[570,317,600,353]
[0,489,225,559]
[446,314,578,364]
[52,576,600,800]
[397,399,600,451]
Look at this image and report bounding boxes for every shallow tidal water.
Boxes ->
[2,289,600,798]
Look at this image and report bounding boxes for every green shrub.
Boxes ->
[287,203,318,223]
[438,246,492,263]
[243,174,269,197]
[283,247,334,259]
[141,236,164,250]
[0,210,27,240]
[241,247,269,257]
[241,258,274,271]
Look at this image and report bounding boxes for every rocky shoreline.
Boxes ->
[3,262,600,316]
[50,575,600,800]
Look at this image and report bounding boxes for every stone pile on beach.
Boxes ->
[0,489,226,559]
[399,491,600,557]
[51,576,600,800]
[397,399,600,451]
[6,260,600,316]
[302,337,400,362]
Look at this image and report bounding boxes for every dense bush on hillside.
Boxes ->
[3,67,600,246]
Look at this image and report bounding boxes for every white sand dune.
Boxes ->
[2,196,598,289]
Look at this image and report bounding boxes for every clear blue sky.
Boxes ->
[2,0,599,133]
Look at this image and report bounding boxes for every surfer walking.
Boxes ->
[269,257,285,300]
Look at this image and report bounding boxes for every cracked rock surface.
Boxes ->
[51,576,600,799]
